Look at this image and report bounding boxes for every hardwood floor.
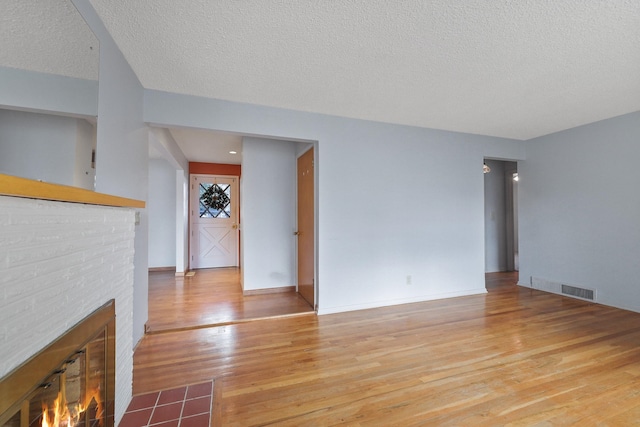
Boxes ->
[146,268,314,333]
[134,272,640,425]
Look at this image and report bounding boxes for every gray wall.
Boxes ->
[74,117,96,189]
[519,111,640,311]
[0,66,98,116]
[484,159,507,272]
[74,0,149,350]
[241,137,297,291]
[0,109,76,185]
[72,0,149,422]
[144,90,525,314]
[148,127,190,273]
[0,109,96,190]
[148,158,177,268]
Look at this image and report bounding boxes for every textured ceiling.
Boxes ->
[0,0,99,80]
[95,1,638,139]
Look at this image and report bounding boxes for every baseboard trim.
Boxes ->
[243,286,295,296]
[317,287,487,315]
[149,266,176,272]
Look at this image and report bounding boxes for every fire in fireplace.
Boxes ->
[37,343,103,427]
[0,301,115,427]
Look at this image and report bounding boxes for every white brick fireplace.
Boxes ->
[0,184,140,424]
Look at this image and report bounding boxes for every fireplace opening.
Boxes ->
[0,301,115,427]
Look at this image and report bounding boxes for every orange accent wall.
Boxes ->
[189,162,241,177]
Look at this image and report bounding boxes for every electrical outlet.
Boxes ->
[406,275,412,285]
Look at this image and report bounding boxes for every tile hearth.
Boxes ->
[120,381,213,427]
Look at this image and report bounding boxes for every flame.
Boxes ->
[41,388,103,427]
[41,393,71,427]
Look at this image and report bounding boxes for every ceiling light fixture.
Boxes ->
[483,163,491,174]
[229,151,237,154]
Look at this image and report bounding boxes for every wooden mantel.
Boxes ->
[0,173,145,208]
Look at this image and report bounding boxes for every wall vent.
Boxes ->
[561,284,595,301]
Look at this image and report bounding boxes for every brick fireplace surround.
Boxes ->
[0,174,144,425]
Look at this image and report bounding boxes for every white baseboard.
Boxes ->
[317,288,487,316]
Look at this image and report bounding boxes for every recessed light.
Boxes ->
[229,151,237,154]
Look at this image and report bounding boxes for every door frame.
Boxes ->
[505,164,519,272]
[483,158,519,275]
[296,146,316,309]
[189,173,240,270]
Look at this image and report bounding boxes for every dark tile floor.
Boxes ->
[119,381,213,427]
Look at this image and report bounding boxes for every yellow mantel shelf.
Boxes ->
[0,174,145,208]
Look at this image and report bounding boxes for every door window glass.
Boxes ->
[199,182,231,218]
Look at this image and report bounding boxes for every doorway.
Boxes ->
[146,268,313,333]
[189,174,239,269]
[297,147,315,308]
[483,159,518,273]
[147,130,318,333]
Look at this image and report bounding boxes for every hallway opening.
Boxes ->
[146,268,314,334]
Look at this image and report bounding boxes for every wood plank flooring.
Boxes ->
[146,268,314,333]
[134,272,640,425]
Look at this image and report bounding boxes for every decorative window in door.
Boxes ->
[199,182,231,218]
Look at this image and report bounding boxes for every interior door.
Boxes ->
[190,174,239,269]
[297,148,315,308]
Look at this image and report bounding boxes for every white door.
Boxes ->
[190,174,239,269]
